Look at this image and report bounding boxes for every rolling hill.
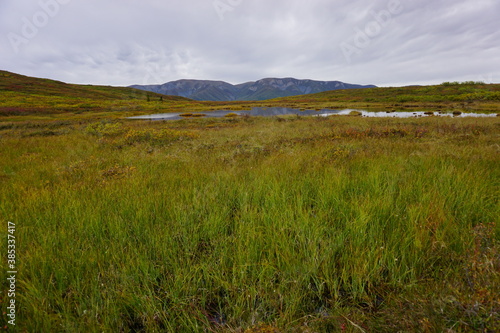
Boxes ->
[0,70,193,116]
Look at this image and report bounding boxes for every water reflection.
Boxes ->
[128,107,497,120]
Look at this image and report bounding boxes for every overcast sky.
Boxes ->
[1,0,499,87]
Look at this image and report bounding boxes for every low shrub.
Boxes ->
[120,128,199,146]
[85,121,125,137]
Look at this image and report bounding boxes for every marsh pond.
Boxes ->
[128,107,498,120]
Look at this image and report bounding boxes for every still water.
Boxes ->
[128,107,497,120]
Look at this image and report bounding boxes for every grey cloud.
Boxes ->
[1,0,498,87]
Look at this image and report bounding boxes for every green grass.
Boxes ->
[1,115,499,332]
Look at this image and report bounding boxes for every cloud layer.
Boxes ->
[1,0,499,86]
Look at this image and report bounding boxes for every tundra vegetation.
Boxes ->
[0,71,499,332]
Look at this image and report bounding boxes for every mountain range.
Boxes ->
[130,78,376,101]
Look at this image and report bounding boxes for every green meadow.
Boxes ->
[0,72,499,332]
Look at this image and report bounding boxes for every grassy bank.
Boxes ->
[1,115,499,331]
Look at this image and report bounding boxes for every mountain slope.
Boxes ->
[0,70,189,101]
[131,78,376,101]
[0,70,193,116]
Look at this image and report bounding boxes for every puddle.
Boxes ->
[128,107,498,120]
[319,110,498,118]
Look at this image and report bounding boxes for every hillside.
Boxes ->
[0,70,194,116]
[279,83,500,103]
[269,82,500,112]
[130,78,376,101]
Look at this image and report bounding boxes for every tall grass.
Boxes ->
[0,116,498,331]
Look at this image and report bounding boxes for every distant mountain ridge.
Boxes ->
[130,78,376,101]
